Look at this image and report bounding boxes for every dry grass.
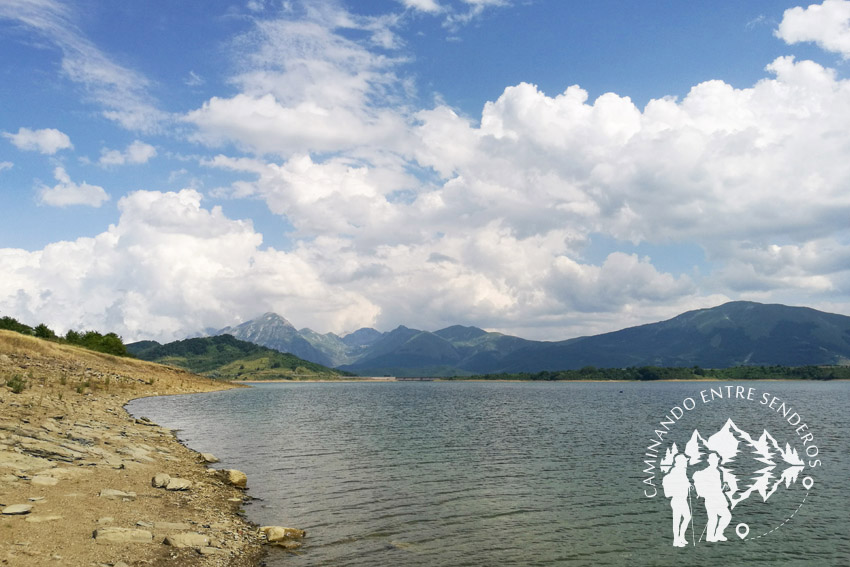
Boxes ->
[0,329,240,399]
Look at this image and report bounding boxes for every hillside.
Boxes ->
[0,330,265,566]
[497,301,850,372]
[128,334,348,380]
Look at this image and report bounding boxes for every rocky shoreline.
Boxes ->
[0,330,299,566]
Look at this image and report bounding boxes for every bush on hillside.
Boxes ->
[0,316,33,335]
[1,314,129,357]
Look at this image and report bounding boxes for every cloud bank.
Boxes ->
[2,1,850,343]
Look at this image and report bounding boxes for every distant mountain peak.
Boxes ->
[210,300,850,376]
[434,325,489,342]
[341,327,384,348]
[256,312,295,328]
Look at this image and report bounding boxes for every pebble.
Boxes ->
[99,489,137,501]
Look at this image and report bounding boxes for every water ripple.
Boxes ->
[128,380,850,566]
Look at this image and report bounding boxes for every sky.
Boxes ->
[2,0,850,343]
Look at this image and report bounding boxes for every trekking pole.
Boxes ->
[689,486,695,546]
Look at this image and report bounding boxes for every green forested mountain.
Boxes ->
[127,334,348,380]
[181,302,850,376]
[339,302,850,375]
[495,301,850,372]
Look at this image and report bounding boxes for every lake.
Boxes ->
[127,380,850,566]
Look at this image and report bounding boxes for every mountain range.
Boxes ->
[207,301,850,376]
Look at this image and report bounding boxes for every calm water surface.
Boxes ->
[127,381,850,566]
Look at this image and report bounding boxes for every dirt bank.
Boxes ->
[0,330,269,567]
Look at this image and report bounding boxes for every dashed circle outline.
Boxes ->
[746,491,808,541]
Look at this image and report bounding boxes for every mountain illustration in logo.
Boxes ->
[660,419,804,509]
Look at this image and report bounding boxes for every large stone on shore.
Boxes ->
[99,488,137,501]
[117,445,154,462]
[200,453,219,463]
[93,527,153,544]
[218,469,247,488]
[154,521,192,530]
[18,439,84,462]
[31,475,59,486]
[260,526,307,542]
[1,504,33,515]
[151,473,171,488]
[165,477,192,491]
[25,514,63,523]
[163,532,211,548]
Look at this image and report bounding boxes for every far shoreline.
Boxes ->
[232,377,850,384]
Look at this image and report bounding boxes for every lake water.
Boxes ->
[127,381,850,566]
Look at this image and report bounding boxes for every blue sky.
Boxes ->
[2,0,850,342]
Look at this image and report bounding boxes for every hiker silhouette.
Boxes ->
[662,453,692,547]
[692,452,731,542]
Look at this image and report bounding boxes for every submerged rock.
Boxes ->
[260,526,307,542]
[271,540,302,550]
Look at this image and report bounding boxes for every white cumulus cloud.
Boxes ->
[777,0,850,58]
[194,37,850,337]
[99,140,157,166]
[3,127,73,154]
[6,1,850,341]
[0,189,378,341]
[38,167,109,207]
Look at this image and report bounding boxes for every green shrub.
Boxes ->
[0,316,33,335]
[34,323,57,340]
[6,375,27,394]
